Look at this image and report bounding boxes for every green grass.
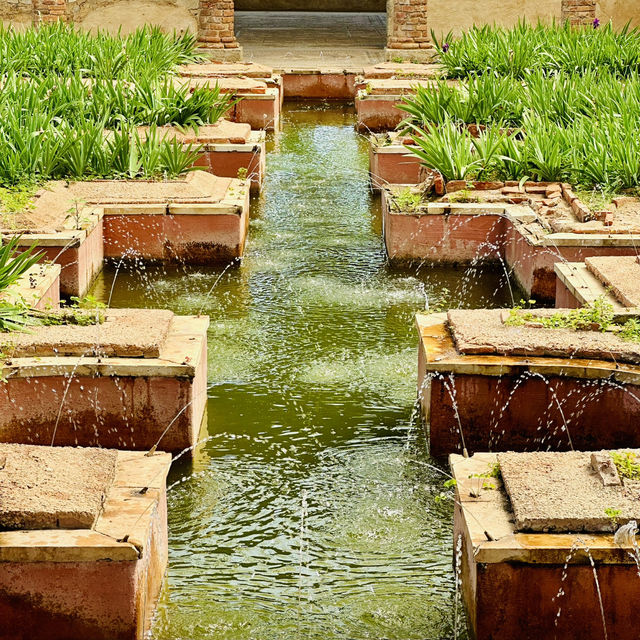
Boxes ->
[0,183,39,214]
[0,23,203,80]
[433,21,640,79]
[400,25,640,193]
[505,296,616,331]
[0,27,234,190]
[611,451,640,480]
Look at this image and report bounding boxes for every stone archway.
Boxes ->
[196,0,433,61]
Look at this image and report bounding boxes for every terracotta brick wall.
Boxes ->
[198,0,239,49]
[561,0,596,25]
[32,0,68,22]
[386,0,431,50]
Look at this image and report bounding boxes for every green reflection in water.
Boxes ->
[91,101,519,640]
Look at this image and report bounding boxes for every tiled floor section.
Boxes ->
[235,11,386,69]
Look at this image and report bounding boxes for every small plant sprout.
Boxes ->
[605,507,623,530]
[469,462,501,493]
[69,294,106,310]
[65,198,89,230]
[505,296,615,331]
[393,187,423,212]
[434,478,457,504]
[237,167,248,181]
[611,451,640,480]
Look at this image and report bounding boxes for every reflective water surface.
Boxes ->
[92,102,518,640]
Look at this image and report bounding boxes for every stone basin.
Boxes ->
[416,311,640,457]
[0,444,171,640]
[451,451,640,640]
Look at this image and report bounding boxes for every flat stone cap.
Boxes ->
[499,450,640,533]
[448,309,640,365]
[4,308,174,358]
[363,78,455,95]
[586,256,640,308]
[363,62,441,79]
[1,172,233,232]
[177,77,268,94]
[136,120,252,145]
[177,62,274,79]
[0,444,117,530]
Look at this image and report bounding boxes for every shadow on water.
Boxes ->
[91,101,520,639]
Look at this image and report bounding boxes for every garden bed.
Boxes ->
[416,311,640,457]
[355,78,453,132]
[178,75,281,131]
[2,172,250,297]
[0,309,208,453]
[383,181,640,302]
[368,132,422,189]
[0,443,171,640]
[136,121,265,192]
[451,450,640,640]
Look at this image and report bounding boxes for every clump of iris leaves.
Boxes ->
[400,21,640,197]
[0,23,234,211]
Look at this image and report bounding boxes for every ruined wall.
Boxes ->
[598,0,640,28]
[561,0,596,25]
[235,0,386,9]
[2,0,197,31]
[198,0,239,49]
[0,0,629,48]
[429,0,560,37]
[386,0,430,51]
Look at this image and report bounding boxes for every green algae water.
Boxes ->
[91,102,517,640]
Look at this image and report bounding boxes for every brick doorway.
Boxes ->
[197,0,432,64]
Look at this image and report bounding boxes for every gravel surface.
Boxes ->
[4,308,174,358]
[0,443,117,530]
[499,450,640,533]
[448,309,640,364]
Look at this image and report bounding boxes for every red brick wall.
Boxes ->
[386,0,430,50]
[33,0,68,22]
[561,0,596,26]
[198,0,239,49]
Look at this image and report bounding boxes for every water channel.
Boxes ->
[91,101,517,640]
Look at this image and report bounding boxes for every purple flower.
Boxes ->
[593,18,600,29]
[442,42,450,53]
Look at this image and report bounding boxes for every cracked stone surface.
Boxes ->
[498,450,640,533]
[447,308,640,365]
[0,444,117,531]
[3,308,174,359]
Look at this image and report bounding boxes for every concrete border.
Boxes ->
[451,451,640,640]
[0,448,171,640]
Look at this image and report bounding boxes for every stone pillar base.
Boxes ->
[197,45,244,62]
[385,47,437,64]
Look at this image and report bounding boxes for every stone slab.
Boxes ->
[363,77,456,95]
[363,61,442,78]
[177,61,274,79]
[585,256,640,308]
[0,444,117,530]
[498,450,640,533]
[447,308,640,365]
[136,120,252,145]
[177,76,268,94]
[3,308,174,359]
[1,172,234,233]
